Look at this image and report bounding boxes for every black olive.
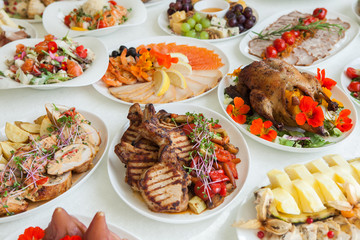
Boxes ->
[127,47,137,57]
[119,45,126,54]
[111,50,119,58]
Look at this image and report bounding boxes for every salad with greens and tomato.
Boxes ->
[345,67,360,103]
[3,34,94,85]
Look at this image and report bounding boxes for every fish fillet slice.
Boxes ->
[121,86,155,102]
[187,70,222,89]
[158,84,176,103]
[109,82,152,97]
[118,82,154,99]
[185,78,208,96]
[174,86,193,101]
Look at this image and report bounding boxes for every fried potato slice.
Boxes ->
[15,121,41,134]
[0,142,15,160]
[5,122,30,143]
[0,155,7,164]
[34,115,46,125]
[40,116,53,137]
[4,141,25,150]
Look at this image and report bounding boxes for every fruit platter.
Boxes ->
[158,0,258,42]
[218,59,357,152]
[93,36,229,105]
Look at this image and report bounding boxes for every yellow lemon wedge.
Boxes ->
[170,53,189,63]
[71,27,88,31]
[169,60,192,76]
[165,69,187,89]
[153,70,170,96]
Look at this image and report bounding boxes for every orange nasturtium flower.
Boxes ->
[226,97,250,124]
[295,96,324,127]
[334,109,353,132]
[228,66,242,77]
[150,49,178,69]
[18,226,45,240]
[315,68,337,90]
[249,118,277,142]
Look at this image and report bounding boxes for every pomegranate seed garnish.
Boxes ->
[306,217,313,224]
[257,231,265,239]
[327,231,334,238]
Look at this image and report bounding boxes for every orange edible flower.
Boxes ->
[334,109,353,132]
[249,118,277,142]
[18,226,45,240]
[226,97,250,124]
[315,68,337,90]
[295,96,324,127]
[228,66,242,77]
[150,49,178,68]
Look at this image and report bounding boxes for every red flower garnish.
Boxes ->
[48,41,58,53]
[226,97,250,124]
[249,118,277,142]
[60,236,82,240]
[149,49,178,69]
[295,96,324,127]
[76,45,87,58]
[335,109,353,132]
[315,68,337,90]
[61,61,67,70]
[18,227,45,240]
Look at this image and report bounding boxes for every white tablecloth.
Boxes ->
[0,0,360,239]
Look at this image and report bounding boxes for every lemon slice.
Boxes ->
[165,69,187,89]
[170,53,189,63]
[169,61,192,76]
[153,70,170,96]
[71,27,88,31]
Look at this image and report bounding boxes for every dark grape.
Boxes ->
[238,24,245,33]
[244,7,252,14]
[250,15,256,22]
[182,0,191,3]
[234,4,243,13]
[167,8,175,15]
[236,14,246,24]
[127,47,137,57]
[111,50,119,58]
[176,0,182,2]
[226,11,235,19]
[169,2,175,8]
[174,2,182,11]
[182,3,191,12]
[119,45,126,53]
[244,11,253,19]
[228,17,238,27]
[189,4,193,11]
[244,19,254,29]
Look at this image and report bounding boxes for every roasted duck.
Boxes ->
[228,59,338,135]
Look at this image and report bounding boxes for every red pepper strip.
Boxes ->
[61,149,78,159]
[225,161,238,179]
[219,183,227,196]
[215,148,232,162]
[209,169,230,182]
[35,177,49,185]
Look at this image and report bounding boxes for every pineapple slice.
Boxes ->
[323,154,360,183]
[284,164,325,203]
[305,158,334,176]
[293,179,326,213]
[350,161,360,179]
[267,169,299,204]
[313,172,347,202]
[331,165,360,199]
[272,188,300,215]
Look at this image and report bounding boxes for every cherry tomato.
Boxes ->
[303,16,317,26]
[346,67,360,79]
[313,8,327,20]
[273,38,286,52]
[290,29,300,38]
[281,31,295,45]
[64,15,71,26]
[182,123,196,136]
[348,82,360,92]
[109,0,117,5]
[194,180,214,201]
[98,19,108,29]
[265,46,278,58]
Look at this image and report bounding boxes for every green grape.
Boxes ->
[200,18,210,29]
[192,12,202,22]
[187,18,196,28]
[195,23,202,32]
[185,30,196,38]
[199,31,209,39]
[181,23,191,33]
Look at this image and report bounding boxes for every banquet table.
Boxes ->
[0,0,360,239]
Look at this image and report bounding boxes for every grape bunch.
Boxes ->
[225,4,256,33]
[181,13,211,39]
[168,0,194,16]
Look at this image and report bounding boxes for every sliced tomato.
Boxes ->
[265,46,277,58]
[182,123,196,136]
[64,15,71,26]
[32,65,42,76]
[98,19,108,29]
[346,67,360,79]
[348,82,360,92]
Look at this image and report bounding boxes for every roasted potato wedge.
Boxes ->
[15,121,41,134]
[39,116,53,137]
[0,155,7,164]
[34,115,46,125]
[5,122,30,143]
[0,142,15,160]
[4,141,25,150]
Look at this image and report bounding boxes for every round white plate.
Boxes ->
[341,57,360,107]
[4,213,140,240]
[1,19,38,39]
[0,37,108,89]
[145,0,167,8]
[92,35,230,106]
[217,71,358,153]
[0,107,109,223]
[352,0,360,23]
[107,103,250,224]
[239,8,359,69]
[42,0,147,38]
[157,6,259,43]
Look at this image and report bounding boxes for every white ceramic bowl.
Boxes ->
[194,0,230,18]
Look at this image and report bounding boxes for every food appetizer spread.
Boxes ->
[345,67,360,103]
[224,59,353,148]
[0,10,30,47]
[234,154,360,239]
[64,0,130,31]
[249,8,349,66]
[115,103,242,214]
[102,43,224,104]
[2,34,94,85]
[4,0,59,19]
[18,208,123,240]
[0,104,101,217]
[166,0,256,40]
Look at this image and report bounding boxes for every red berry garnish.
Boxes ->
[327,231,334,238]
[14,2,17,5]
[306,217,313,224]
[257,231,265,239]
